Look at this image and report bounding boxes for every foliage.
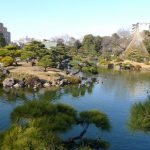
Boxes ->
[26,76,40,87]
[70,55,98,74]
[4,45,19,50]
[82,34,102,54]
[0,124,64,150]
[0,48,10,57]
[144,30,150,53]
[38,55,55,71]
[66,76,81,84]
[0,100,111,149]
[80,110,111,131]
[23,41,45,57]
[63,83,94,98]
[0,56,14,66]
[74,40,82,50]
[50,43,71,69]
[115,57,124,62]
[82,66,98,74]
[98,57,110,65]
[128,97,150,133]
[0,45,21,66]
[20,50,35,60]
[1,45,21,58]
[125,49,149,62]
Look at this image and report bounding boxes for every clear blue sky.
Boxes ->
[0,0,150,40]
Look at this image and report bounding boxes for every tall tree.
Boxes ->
[23,41,46,58]
[82,34,95,52]
[38,55,54,71]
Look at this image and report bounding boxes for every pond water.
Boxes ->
[0,71,150,150]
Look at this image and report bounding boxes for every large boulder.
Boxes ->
[43,82,51,88]
[3,78,15,87]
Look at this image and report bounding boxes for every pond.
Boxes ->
[0,71,150,150]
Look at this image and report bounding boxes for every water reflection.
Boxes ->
[63,82,94,98]
[0,81,95,103]
[97,71,150,101]
[0,71,150,149]
[0,71,149,103]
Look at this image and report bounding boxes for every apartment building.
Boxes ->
[0,23,11,44]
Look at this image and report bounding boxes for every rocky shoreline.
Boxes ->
[1,67,99,90]
[99,60,150,72]
[2,74,81,89]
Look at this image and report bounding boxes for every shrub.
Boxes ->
[89,66,98,74]
[82,66,98,74]
[20,51,35,60]
[10,72,41,86]
[115,58,124,62]
[38,55,54,72]
[125,49,149,63]
[144,61,150,65]
[66,76,81,84]
[26,76,40,86]
[99,58,109,65]
[134,65,142,71]
[1,56,14,66]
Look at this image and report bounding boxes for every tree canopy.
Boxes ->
[0,100,111,149]
[128,96,150,133]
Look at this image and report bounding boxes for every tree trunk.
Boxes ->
[69,122,89,142]
[44,67,47,72]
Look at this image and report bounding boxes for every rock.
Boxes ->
[13,83,21,88]
[60,79,69,86]
[57,76,64,81]
[43,82,51,88]
[2,69,10,75]
[124,65,131,70]
[59,80,64,86]
[52,81,56,86]
[33,84,38,89]
[18,80,26,87]
[3,78,15,87]
[37,82,42,88]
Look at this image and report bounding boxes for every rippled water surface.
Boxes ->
[0,71,150,150]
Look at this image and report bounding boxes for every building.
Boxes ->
[42,39,57,49]
[0,23,11,44]
[13,36,35,48]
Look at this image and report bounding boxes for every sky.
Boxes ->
[0,0,150,41]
